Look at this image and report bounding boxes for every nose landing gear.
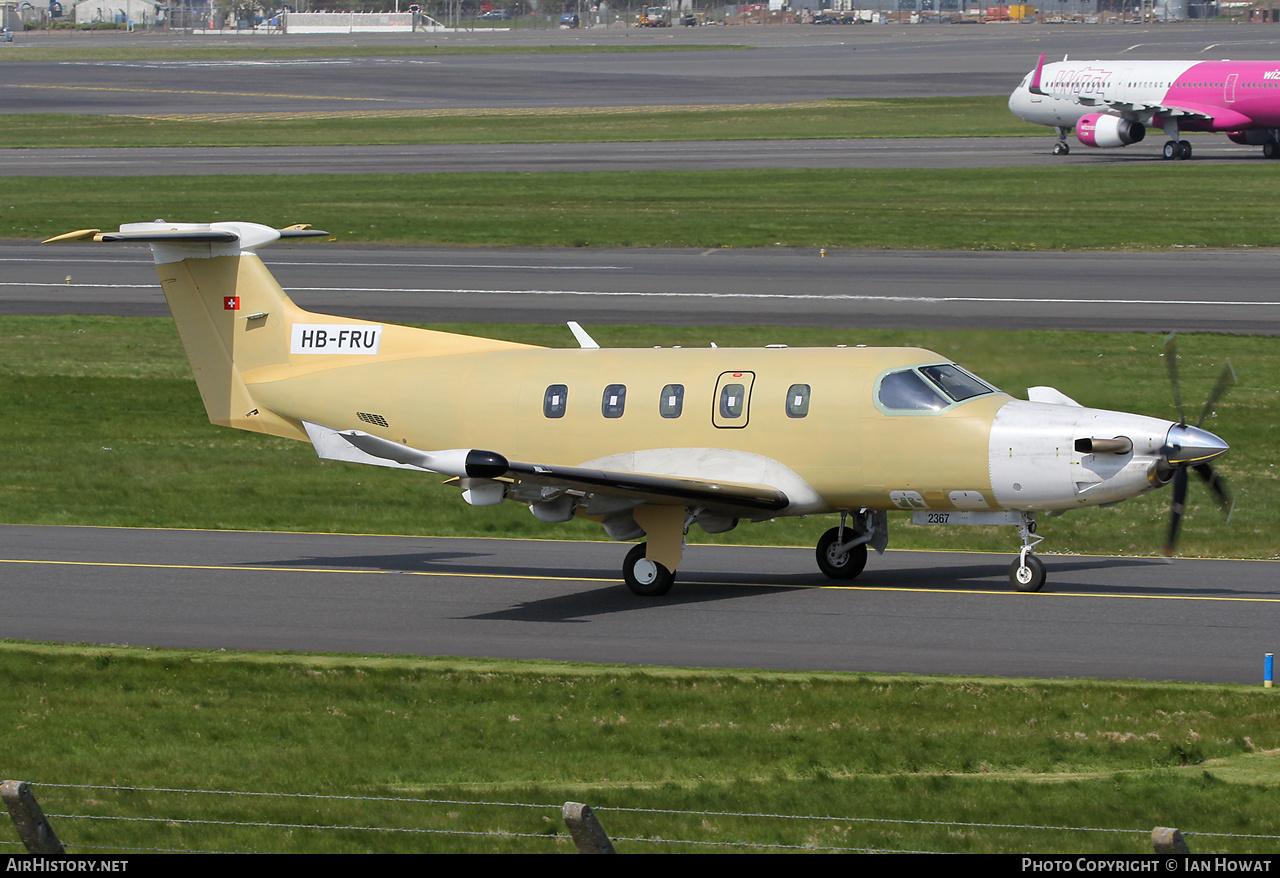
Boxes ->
[1009,512,1046,592]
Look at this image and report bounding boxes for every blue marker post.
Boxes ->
[1266,654,1274,689]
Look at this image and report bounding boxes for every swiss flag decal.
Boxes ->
[224,296,240,311]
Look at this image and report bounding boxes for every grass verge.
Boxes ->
[1,642,1277,854]
[0,98,1029,148]
[6,166,1280,250]
[1,316,1271,560]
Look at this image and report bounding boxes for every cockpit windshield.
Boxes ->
[919,363,999,402]
[876,363,999,413]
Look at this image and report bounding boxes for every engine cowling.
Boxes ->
[1076,113,1146,149]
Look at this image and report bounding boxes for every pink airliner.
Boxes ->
[1008,52,1280,159]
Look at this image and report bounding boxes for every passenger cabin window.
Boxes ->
[544,384,568,419]
[602,384,627,419]
[786,384,811,418]
[660,384,684,418]
[719,384,746,419]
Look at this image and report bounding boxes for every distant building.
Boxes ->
[72,0,165,25]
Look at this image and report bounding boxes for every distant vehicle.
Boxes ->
[679,12,698,25]
[812,12,839,23]
[478,9,511,19]
[638,5,670,26]
[559,12,579,27]
[0,27,13,42]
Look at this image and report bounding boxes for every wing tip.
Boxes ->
[42,229,103,244]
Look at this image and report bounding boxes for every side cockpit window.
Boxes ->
[877,363,998,414]
[878,370,948,412]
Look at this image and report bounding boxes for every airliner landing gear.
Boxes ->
[816,511,873,580]
[1162,140,1191,160]
[1264,140,1280,159]
[1053,126,1071,156]
[1008,512,1046,592]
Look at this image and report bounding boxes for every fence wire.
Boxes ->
[19,781,1280,854]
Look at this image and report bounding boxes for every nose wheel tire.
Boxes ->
[816,526,869,580]
[623,542,675,597]
[1009,555,1046,592]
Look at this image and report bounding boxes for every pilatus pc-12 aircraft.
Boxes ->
[1010,51,1280,159]
[46,221,1234,596]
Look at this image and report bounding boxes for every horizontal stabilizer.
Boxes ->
[44,221,327,250]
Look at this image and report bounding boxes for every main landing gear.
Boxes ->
[623,542,675,597]
[816,519,870,579]
[1162,140,1192,161]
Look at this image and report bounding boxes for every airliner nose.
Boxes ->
[1164,423,1229,466]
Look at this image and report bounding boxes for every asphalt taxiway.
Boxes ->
[1,524,1274,683]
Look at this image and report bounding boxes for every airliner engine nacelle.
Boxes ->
[1076,113,1146,149]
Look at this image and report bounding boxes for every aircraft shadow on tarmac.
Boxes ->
[242,549,1263,618]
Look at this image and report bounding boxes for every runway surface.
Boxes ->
[1,524,1274,683]
[9,241,1279,333]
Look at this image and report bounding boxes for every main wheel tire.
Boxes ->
[1265,141,1279,159]
[1163,140,1178,160]
[1009,555,1047,593]
[816,526,869,580]
[623,542,675,597]
[1178,140,1192,160]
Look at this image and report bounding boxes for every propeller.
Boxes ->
[1160,333,1235,556]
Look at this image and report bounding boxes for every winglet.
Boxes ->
[42,229,103,244]
[1029,52,1047,96]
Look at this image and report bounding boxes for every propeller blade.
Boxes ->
[1192,463,1234,521]
[1196,362,1237,428]
[1163,467,1188,557]
[1163,332,1186,426]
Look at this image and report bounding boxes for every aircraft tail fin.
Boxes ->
[46,221,536,443]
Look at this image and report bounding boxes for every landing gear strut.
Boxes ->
[1008,512,1046,592]
[1052,126,1071,156]
[815,511,874,580]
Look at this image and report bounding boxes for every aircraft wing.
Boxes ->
[302,422,790,514]
[1099,99,1249,129]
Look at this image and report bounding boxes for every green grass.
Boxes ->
[8,165,1280,250]
[0,98,1030,148]
[1,317,1271,560]
[1,642,1276,854]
